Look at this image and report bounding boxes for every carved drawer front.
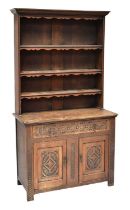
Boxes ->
[32,119,109,138]
[79,136,108,183]
[34,140,66,190]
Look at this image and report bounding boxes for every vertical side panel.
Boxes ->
[67,139,78,185]
[14,15,21,114]
[97,18,105,108]
[16,121,27,189]
[26,126,34,201]
[108,118,115,186]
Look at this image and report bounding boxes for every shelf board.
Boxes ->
[20,69,102,77]
[21,89,102,99]
[20,45,103,51]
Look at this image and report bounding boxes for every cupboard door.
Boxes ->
[34,140,66,190]
[79,136,108,183]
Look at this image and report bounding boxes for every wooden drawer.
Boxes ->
[32,119,110,139]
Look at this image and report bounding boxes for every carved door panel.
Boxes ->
[67,139,79,186]
[79,136,108,183]
[34,140,66,190]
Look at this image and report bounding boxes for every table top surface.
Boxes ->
[14,108,117,125]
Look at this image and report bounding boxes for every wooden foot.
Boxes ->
[108,179,114,186]
[27,187,34,201]
[17,179,22,185]
[27,192,34,201]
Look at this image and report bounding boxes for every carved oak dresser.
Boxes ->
[11,8,117,201]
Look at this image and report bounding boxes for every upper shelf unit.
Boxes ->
[11,9,108,113]
[20,17,104,46]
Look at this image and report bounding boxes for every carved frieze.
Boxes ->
[32,119,109,138]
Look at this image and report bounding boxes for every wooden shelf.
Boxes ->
[20,45,103,51]
[21,89,102,99]
[20,69,102,77]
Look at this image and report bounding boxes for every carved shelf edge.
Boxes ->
[21,16,102,21]
[20,45,103,51]
[20,69,102,77]
[21,89,102,99]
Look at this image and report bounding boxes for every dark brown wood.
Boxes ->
[14,15,21,114]
[20,49,100,78]
[11,8,117,201]
[108,118,115,186]
[97,18,105,107]
[20,69,102,77]
[79,135,108,183]
[11,8,109,17]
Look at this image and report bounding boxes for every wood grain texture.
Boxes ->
[32,119,110,138]
[97,18,105,107]
[34,177,107,194]
[12,8,117,201]
[108,118,115,186]
[14,15,21,114]
[16,121,28,189]
[20,69,102,77]
[14,108,117,125]
[21,89,102,99]
[34,140,66,190]
[67,138,79,185]
[11,8,110,17]
[79,135,108,183]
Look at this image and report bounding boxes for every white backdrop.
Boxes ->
[0,0,130,209]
